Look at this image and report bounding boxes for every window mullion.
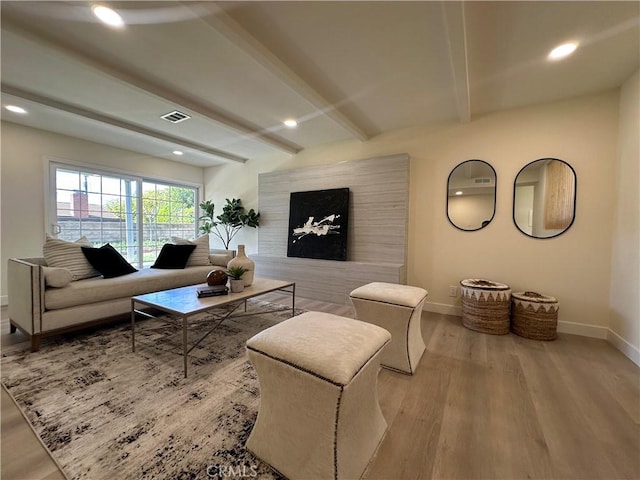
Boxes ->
[136,184,144,269]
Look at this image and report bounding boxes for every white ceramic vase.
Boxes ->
[227,244,255,286]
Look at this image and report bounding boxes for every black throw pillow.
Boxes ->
[81,244,138,278]
[151,243,196,269]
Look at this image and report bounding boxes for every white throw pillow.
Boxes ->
[171,234,210,266]
[43,235,100,281]
[42,266,73,288]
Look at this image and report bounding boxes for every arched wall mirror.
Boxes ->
[447,160,497,231]
[513,158,576,239]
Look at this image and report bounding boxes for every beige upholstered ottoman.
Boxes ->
[246,311,391,480]
[350,282,428,374]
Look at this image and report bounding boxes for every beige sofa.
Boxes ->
[7,252,233,352]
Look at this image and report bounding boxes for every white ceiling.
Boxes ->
[2,1,638,167]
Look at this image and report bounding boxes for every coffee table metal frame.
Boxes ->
[131,278,295,377]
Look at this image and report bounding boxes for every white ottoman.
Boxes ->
[350,282,428,374]
[246,311,391,480]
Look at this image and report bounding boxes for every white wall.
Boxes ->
[200,163,261,253]
[609,70,640,361]
[205,91,620,333]
[0,122,204,302]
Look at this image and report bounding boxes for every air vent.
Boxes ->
[474,177,492,184]
[161,110,191,123]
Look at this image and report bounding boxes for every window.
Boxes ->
[50,162,199,268]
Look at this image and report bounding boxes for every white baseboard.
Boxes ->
[556,320,608,339]
[425,305,611,340]
[423,304,639,366]
[0,295,7,307]
[607,329,640,367]
[424,301,461,317]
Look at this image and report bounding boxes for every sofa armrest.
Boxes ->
[8,258,45,335]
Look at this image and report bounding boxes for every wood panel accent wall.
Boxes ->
[254,153,409,304]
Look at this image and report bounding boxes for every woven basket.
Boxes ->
[511,291,559,341]
[460,279,511,335]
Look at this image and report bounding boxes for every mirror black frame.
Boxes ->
[447,159,497,232]
[513,158,577,239]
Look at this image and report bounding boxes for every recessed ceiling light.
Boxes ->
[283,119,298,128]
[5,105,27,114]
[455,191,463,196]
[92,5,124,27]
[548,42,578,60]
[173,150,184,156]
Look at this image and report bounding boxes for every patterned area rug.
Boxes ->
[2,300,299,480]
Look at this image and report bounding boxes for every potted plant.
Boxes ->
[226,265,248,293]
[198,198,260,250]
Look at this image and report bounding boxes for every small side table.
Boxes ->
[511,291,559,340]
[460,279,511,335]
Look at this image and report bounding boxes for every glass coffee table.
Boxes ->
[131,277,295,377]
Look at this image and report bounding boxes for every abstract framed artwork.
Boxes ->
[287,188,350,261]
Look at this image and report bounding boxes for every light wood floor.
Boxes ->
[2,296,639,480]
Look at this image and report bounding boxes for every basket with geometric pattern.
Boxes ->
[511,291,559,341]
[460,279,511,335]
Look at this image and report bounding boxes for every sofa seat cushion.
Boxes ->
[44,265,218,311]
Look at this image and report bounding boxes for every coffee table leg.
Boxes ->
[183,315,188,378]
[131,299,136,352]
[292,283,296,317]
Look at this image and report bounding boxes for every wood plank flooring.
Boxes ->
[2,295,639,480]
[1,386,68,480]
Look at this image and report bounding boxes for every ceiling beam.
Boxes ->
[202,3,370,141]
[1,19,302,155]
[2,84,248,164]
[442,2,472,123]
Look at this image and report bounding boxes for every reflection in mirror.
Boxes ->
[447,160,497,231]
[513,158,576,238]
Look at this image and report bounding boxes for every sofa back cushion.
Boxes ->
[171,234,210,266]
[43,235,100,281]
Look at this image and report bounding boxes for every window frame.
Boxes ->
[46,158,203,269]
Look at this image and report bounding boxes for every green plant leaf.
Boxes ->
[226,265,248,279]
[198,198,259,249]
